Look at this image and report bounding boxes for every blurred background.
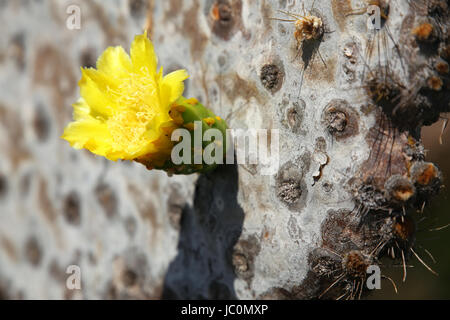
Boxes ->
[0,0,449,299]
[0,0,196,300]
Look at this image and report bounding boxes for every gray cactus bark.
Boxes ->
[0,0,448,299]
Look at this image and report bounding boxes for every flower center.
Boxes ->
[107,70,159,155]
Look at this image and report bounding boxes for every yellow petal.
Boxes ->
[79,68,117,118]
[160,69,189,106]
[61,119,112,157]
[96,46,132,80]
[130,31,157,74]
[72,98,90,121]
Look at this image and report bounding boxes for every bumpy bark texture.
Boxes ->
[0,0,449,299]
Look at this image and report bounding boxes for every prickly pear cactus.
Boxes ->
[0,0,448,299]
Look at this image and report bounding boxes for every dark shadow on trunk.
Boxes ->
[162,164,244,299]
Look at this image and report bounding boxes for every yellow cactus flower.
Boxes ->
[62,32,228,174]
[62,31,189,163]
